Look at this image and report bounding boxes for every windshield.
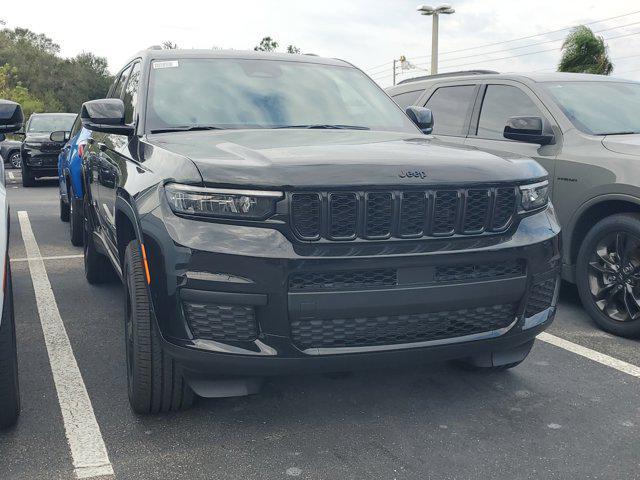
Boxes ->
[146,58,417,133]
[543,81,640,135]
[27,114,77,134]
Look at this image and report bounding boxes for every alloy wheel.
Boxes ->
[9,153,21,169]
[587,231,640,322]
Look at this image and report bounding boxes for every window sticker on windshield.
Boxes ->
[153,61,179,69]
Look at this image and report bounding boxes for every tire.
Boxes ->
[69,185,83,246]
[83,200,113,284]
[8,152,21,169]
[576,213,640,338]
[60,197,70,222]
[21,165,35,187]
[124,240,194,414]
[0,263,20,429]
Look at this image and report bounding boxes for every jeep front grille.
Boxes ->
[290,187,517,241]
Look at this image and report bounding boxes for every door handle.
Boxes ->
[98,143,107,152]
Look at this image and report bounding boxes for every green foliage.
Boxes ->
[254,36,279,52]
[558,25,613,75]
[0,64,45,121]
[162,41,178,50]
[0,26,113,114]
[254,36,301,54]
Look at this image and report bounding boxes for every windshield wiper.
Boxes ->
[150,125,227,134]
[273,124,370,130]
[601,131,638,135]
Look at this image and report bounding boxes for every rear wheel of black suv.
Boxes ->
[83,197,114,284]
[21,165,34,187]
[577,213,640,338]
[0,263,20,429]
[69,185,83,246]
[124,240,194,414]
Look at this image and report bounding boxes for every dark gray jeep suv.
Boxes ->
[388,72,640,338]
[80,50,560,413]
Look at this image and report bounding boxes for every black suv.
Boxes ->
[80,50,561,413]
[21,112,76,186]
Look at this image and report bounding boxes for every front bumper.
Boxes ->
[21,148,60,176]
[141,201,561,376]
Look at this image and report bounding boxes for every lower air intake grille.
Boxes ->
[526,278,557,317]
[291,303,517,349]
[435,259,525,282]
[184,303,257,342]
[289,268,398,291]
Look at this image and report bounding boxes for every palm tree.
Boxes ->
[558,25,613,75]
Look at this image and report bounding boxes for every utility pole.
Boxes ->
[417,4,455,75]
[393,59,397,85]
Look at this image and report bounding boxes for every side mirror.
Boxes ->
[81,98,134,135]
[50,130,70,142]
[0,99,24,134]
[0,133,5,142]
[503,116,554,145]
[405,106,434,134]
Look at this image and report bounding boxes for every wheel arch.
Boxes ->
[568,194,640,269]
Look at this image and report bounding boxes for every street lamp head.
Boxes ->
[436,4,455,14]
[416,5,435,15]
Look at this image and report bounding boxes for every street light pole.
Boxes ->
[417,4,455,75]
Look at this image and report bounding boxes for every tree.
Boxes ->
[0,64,45,121]
[254,36,278,52]
[162,41,178,50]
[286,45,301,54]
[558,25,613,75]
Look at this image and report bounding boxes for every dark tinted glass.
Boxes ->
[124,62,141,124]
[392,90,424,109]
[146,58,418,133]
[477,85,542,140]
[424,85,476,136]
[70,115,82,137]
[111,65,133,100]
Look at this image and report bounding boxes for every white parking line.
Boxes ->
[17,211,114,479]
[11,254,83,263]
[7,171,14,180]
[538,332,640,378]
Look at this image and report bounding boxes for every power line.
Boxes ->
[408,29,640,73]
[364,8,640,74]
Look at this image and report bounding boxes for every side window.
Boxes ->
[123,62,141,124]
[70,115,81,137]
[392,90,424,109]
[424,85,477,136]
[110,65,133,100]
[476,85,544,140]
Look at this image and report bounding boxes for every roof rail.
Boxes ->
[397,70,499,85]
[147,45,163,51]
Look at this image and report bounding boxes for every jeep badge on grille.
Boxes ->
[399,170,427,179]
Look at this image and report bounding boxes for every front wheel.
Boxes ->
[576,213,640,338]
[8,152,21,169]
[0,263,20,428]
[124,240,194,414]
[21,165,35,187]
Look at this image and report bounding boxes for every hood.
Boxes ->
[148,130,547,188]
[24,133,52,144]
[602,134,640,156]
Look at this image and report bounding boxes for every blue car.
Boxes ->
[57,115,90,246]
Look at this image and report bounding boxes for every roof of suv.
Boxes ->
[129,48,352,68]
[389,71,639,92]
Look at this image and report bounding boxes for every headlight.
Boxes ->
[165,183,283,220]
[519,180,549,211]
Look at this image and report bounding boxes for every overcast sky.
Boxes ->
[3,0,640,85]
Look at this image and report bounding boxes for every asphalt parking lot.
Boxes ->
[0,170,638,480]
